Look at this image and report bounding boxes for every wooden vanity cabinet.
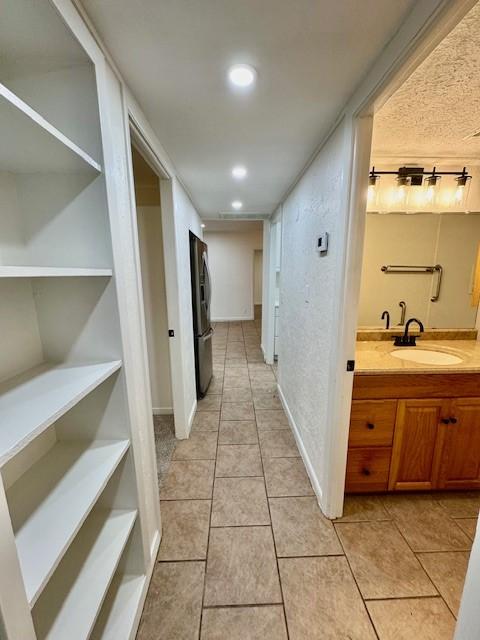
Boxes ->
[346,373,480,493]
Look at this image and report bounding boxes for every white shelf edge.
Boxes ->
[91,574,146,640]
[0,361,123,467]
[0,266,113,278]
[0,82,102,173]
[32,509,137,640]
[7,439,130,606]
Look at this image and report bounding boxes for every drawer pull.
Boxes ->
[366,422,375,430]
[441,418,450,424]
[361,467,371,476]
[450,417,458,424]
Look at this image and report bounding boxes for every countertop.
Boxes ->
[355,340,480,375]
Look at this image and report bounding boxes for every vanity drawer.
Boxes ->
[349,400,397,447]
[345,447,392,493]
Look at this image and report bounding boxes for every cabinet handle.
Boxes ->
[366,423,375,430]
[361,467,371,476]
[449,417,458,424]
[441,418,450,424]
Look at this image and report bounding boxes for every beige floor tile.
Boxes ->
[192,411,220,431]
[172,432,218,460]
[436,491,480,518]
[270,497,342,557]
[204,526,282,606]
[253,392,283,410]
[417,551,470,616]
[223,374,251,390]
[336,495,391,522]
[279,556,376,640]
[249,372,276,385]
[218,420,258,445]
[263,458,314,497]
[335,521,437,599]
[455,517,478,539]
[197,395,222,412]
[211,477,270,526]
[137,561,204,640]
[207,376,224,395]
[221,401,255,421]
[215,444,263,477]
[160,460,215,500]
[366,597,456,640]
[222,387,252,402]
[255,409,289,430]
[201,606,287,640]
[383,494,471,552]
[225,357,247,366]
[251,381,278,393]
[158,500,211,560]
[259,430,299,458]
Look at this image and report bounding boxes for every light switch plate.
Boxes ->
[317,232,329,255]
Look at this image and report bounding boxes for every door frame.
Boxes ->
[324,0,477,519]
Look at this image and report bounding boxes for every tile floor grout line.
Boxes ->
[333,522,381,640]
[251,360,292,640]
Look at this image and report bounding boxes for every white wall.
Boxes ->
[137,205,173,412]
[277,122,348,504]
[205,226,263,321]
[359,213,480,328]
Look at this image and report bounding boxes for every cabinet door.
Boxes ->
[389,400,448,491]
[438,398,480,490]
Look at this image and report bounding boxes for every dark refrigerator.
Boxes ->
[189,231,213,397]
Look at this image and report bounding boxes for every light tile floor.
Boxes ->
[138,321,479,640]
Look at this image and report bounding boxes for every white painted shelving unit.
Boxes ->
[0,2,157,638]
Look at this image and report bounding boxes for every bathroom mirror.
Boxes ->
[358,211,480,330]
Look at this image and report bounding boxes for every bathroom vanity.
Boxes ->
[346,340,480,494]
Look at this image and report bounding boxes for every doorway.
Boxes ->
[130,143,176,480]
[253,249,263,321]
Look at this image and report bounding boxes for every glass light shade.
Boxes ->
[367,175,380,209]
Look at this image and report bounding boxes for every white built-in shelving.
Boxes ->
[7,440,130,605]
[0,2,154,638]
[32,509,137,640]
[0,362,122,466]
[0,84,101,174]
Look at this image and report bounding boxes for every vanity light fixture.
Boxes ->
[368,166,472,213]
[228,64,257,88]
[231,200,243,210]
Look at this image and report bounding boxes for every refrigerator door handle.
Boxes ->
[203,252,212,310]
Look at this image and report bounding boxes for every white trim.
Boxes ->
[212,316,254,322]
[277,384,323,504]
[185,399,197,440]
[152,407,174,415]
[128,530,161,640]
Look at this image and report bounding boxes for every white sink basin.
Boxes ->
[391,348,463,366]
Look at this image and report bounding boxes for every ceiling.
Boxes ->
[81,0,414,217]
[372,2,480,164]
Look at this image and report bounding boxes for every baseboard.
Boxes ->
[129,529,161,640]
[211,316,254,322]
[152,406,173,415]
[187,398,197,436]
[277,383,323,506]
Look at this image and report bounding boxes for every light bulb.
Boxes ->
[228,64,257,88]
[231,200,243,210]
[232,165,247,180]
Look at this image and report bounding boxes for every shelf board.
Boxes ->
[91,574,146,640]
[32,509,137,640]
[0,361,122,466]
[0,83,101,174]
[7,440,130,606]
[0,266,113,278]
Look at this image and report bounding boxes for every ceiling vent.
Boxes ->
[218,213,270,220]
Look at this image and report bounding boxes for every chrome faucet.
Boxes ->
[381,310,390,330]
[394,318,425,347]
[398,301,406,326]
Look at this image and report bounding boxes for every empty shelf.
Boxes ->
[0,266,112,278]
[7,440,130,605]
[32,509,137,640]
[0,361,122,466]
[0,83,101,174]
[91,573,146,640]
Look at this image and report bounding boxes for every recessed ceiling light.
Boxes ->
[232,165,247,180]
[231,200,243,210]
[201,223,206,228]
[228,64,256,88]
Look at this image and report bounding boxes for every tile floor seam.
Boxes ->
[333,523,381,640]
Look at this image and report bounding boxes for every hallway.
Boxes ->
[137,322,477,639]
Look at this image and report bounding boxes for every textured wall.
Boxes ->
[278,123,347,494]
